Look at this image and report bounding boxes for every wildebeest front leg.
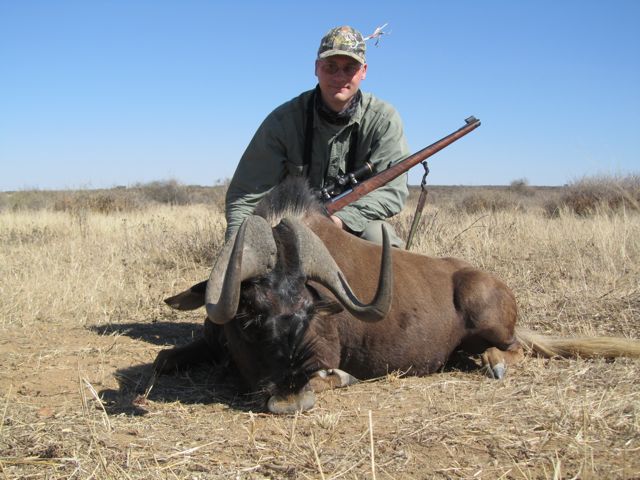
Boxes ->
[267,370,359,414]
[308,369,359,392]
[144,339,217,399]
[153,318,227,375]
[153,338,216,374]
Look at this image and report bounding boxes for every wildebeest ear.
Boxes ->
[314,300,344,317]
[307,284,344,316]
[164,281,207,310]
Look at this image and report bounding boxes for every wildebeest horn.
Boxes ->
[205,216,277,324]
[280,218,393,322]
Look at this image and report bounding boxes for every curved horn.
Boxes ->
[280,218,393,322]
[205,216,277,324]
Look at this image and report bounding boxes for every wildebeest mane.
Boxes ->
[253,177,324,226]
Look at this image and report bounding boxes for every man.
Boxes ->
[225,25,410,246]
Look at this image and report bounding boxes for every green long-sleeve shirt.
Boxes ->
[225,88,410,239]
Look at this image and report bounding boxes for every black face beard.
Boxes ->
[314,85,361,125]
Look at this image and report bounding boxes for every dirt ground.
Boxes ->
[2,315,639,479]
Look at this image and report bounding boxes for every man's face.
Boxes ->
[315,55,367,112]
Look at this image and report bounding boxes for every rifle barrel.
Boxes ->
[325,116,481,215]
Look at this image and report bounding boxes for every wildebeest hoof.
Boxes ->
[310,369,359,392]
[488,362,506,379]
[326,368,359,387]
[267,390,316,414]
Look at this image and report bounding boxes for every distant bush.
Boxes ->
[184,182,228,214]
[0,180,230,213]
[459,192,515,214]
[129,179,228,211]
[545,174,640,217]
[53,192,142,214]
[0,190,53,211]
[509,178,535,196]
[134,179,191,205]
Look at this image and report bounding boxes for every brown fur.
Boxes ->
[302,213,640,378]
[301,214,524,378]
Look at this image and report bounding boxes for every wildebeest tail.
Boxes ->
[515,327,640,359]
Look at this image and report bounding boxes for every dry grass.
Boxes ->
[1,181,639,479]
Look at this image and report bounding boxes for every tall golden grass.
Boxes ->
[0,175,638,478]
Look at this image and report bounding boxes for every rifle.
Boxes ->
[323,116,481,215]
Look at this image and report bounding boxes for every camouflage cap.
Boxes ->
[317,26,366,64]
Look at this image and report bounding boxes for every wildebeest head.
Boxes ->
[205,214,393,413]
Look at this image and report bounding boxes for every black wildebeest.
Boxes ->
[153,178,640,413]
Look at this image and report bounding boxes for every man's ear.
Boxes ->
[360,63,368,80]
[314,60,320,78]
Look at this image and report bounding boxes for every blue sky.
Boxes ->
[1,1,639,190]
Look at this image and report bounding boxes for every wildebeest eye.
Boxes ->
[237,319,260,343]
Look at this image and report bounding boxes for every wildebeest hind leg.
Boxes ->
[480,342,524,379]
[459,336,524,379]
[454,268,523,378]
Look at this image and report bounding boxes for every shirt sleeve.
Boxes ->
[225,113,288,240]
[333,107,410,233]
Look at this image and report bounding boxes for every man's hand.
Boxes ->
[330,215,344,229]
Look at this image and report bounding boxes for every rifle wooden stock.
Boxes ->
[324,116,481,215]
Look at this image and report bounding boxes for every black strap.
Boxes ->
[346,123,359,175]
[302,89,316,171]
[303,87,360,185]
